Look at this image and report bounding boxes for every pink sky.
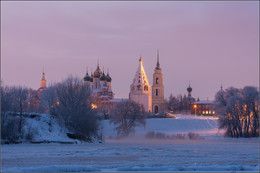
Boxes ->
[1,1,259,100]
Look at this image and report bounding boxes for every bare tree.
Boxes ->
[40,83,58,114]
[110,100,146,137]
[53,75,99,140]
[8,86,29,133]
[1,84,13,128]
[1,84,32,142]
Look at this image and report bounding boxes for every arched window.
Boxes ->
[156,89,159,96]
[137,85,141,91]
[144,85,148,91]
[156,78,159,84]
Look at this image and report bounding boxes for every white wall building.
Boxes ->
[129,57,152,112]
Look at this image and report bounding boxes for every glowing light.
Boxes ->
[206,111,208,114]
[213,111,215,114]
[91,104,98,109]
[28,101,30,105]
[194,105,197,108]
[57,101,60,105]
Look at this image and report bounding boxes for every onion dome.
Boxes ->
[100,72,106,81]
[83,72,91,81]
[106,73,112,82]
[93,62,102,78]
[187,85,192,92]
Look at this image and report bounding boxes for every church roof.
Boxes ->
[131,57,150,86]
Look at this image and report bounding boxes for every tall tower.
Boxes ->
[129,57,152,112]
[40,71,46,88]
[152,50,164,113]
[38,71,47,92]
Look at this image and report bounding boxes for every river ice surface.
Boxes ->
[1,116,259,172]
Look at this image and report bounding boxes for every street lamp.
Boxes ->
[194,104,197,118]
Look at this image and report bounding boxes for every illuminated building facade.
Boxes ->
[152,51,165,113]
[129,57,152,112]
[191,100,215,115]
[83,62,118,115]
[37,71,47,92]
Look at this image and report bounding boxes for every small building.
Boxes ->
[191,100,215,115]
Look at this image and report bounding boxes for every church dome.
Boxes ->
[93,66,102,78]
[187,85,192,92]
[106,74,112,82]
[100,72,106,81]
[83,73,91,81]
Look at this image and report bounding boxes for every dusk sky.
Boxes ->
[1,1,259,100]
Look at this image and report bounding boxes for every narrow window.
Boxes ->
[156,89,159,96]
[156,78,159,84]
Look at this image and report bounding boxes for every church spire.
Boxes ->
[157,49,160,67]
[97,58,100,70]
[155,49,161,70]
[40,70,46,89]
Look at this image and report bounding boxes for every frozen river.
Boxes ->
[1,117,259,172]
[1,138,259,172]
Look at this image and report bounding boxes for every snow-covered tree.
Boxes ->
[214,86,259,137]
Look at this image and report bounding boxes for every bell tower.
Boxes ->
[152,50,164,114]
[129,57,152,112]
[40,71,46,88]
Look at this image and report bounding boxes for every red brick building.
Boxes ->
[191,100,215,115]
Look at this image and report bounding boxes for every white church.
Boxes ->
[129,52,164,113]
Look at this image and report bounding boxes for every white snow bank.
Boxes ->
[21,114,75,143]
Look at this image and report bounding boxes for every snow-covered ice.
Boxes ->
[1,115,259,172]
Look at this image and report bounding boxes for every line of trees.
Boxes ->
[166,94,195,114]
[214,86,259,138]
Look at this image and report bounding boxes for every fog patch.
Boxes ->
[145,131,204,140]
[104,131,204,144]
